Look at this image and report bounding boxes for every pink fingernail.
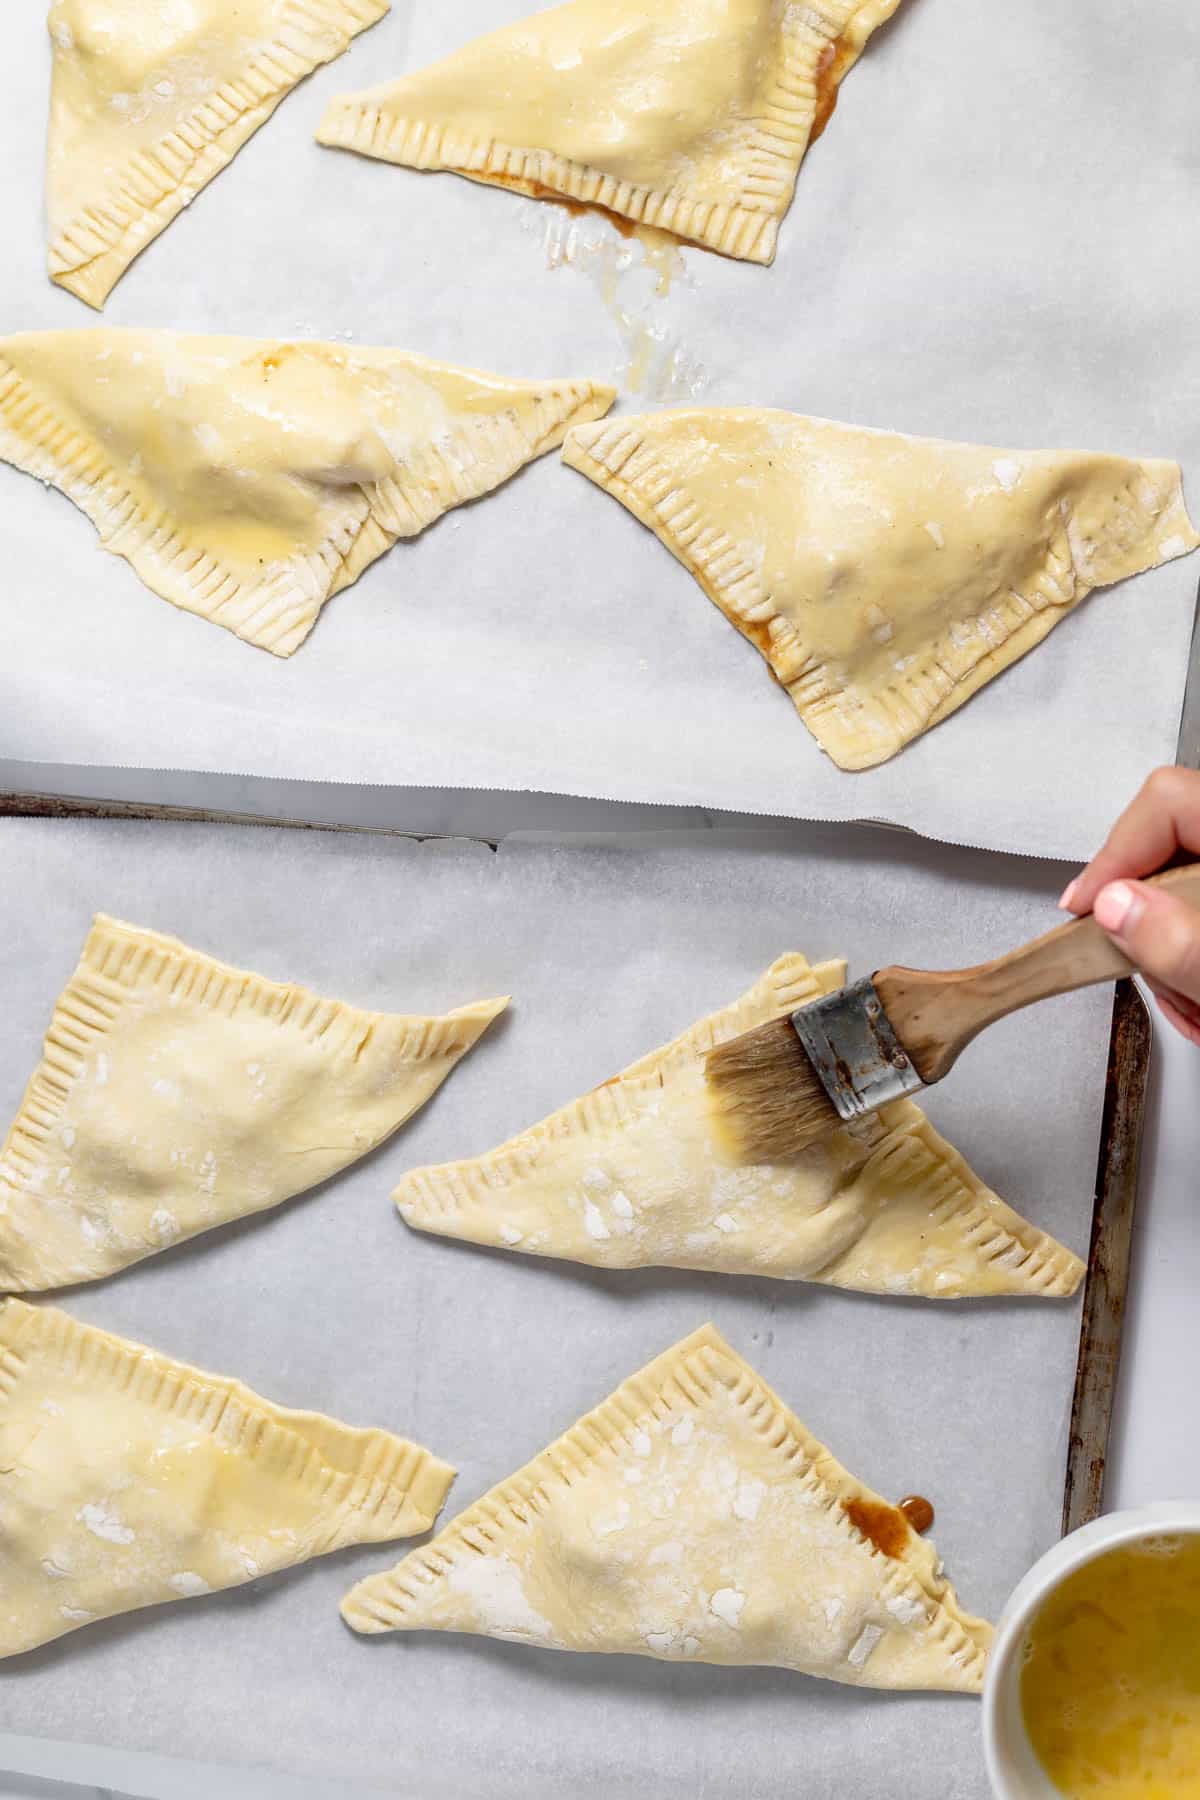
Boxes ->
[1058,878,1080,911]
[1094,881,1139,935]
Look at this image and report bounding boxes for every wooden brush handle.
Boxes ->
[875,863,1200,1085]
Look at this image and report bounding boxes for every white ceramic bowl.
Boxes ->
[983,1502,1200,1798]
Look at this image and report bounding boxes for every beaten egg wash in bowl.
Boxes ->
[984,1510,1200,1800]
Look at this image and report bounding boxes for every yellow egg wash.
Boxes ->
[1020,1535,1200,1798]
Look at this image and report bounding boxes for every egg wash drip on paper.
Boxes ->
[517,200,707,400]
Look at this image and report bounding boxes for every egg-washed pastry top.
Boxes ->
[0,329,613,653]
[47,0,389,308]
[563,409,1199,769]
[318,0,904,264]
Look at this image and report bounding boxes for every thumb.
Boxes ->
[1093,880,1200,1003]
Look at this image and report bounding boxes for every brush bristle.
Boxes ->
[705,1014,843,1162]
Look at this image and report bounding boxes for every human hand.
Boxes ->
[1059,766,1200,1046]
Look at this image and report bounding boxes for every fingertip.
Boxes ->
[1093,881,1141,936]
[1057,877,1080,912]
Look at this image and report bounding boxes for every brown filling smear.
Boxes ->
[811,36,854,145]
[517,180,639,238]
[738,616,776,659]
[490,177,711,256]
[898,1494,935,1535]
[843,1493,935,1557]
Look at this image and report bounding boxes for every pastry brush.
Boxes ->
[706,864,1200,1162]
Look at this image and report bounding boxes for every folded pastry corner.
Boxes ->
[316,0,904,264]
[394,953,1084,1300]
[0,1297,453,1657]
[563,410,1199,768]
[342,1322,992,1694]
[47,0,390,309]
[0,329,615,653]
[0,913,508,1292]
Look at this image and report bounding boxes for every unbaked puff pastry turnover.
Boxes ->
[0,915,507,1292]
[342,1324,992,1694]
[47,0,388,308]
[563,410,1199,769]
[0,1299,454,1656]
[317,0,904,264]
[0,330,614,653]
[394,954,1083,1299]
[395,957,1086,1296]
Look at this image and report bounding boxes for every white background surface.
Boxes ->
[1,0,1199,858]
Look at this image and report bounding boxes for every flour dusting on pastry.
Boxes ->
[47,0,390,307]
[395,953,1084,1299]
[0,1299,454,1657]
[342,1324,992,1694]
[562,407,1199,768]
[0,914,509,1291]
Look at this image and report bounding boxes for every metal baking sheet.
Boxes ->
[1062,978,1150,1538]
[0,812,1112,1798]
[1,0,1198,860]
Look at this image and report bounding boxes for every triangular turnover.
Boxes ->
[343,1324,992,1693]
[0,330,614,652]
[0,1298,454,1656]
[563,410,1198,768]
[0,914,508,1291]
[394,954,1084,1299]
[47,0,389,307]
[317,0,905,263]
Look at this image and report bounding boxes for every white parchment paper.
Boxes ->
[1,0,1198,859]
[0,814,1113,1797]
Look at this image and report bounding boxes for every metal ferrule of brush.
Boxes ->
[789,976,925,1122]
